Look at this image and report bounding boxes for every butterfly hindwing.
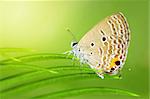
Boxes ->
[72,12,130,78]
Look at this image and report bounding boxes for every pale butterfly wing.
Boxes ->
[72,12,130,79]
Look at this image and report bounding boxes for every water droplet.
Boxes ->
[128,68,131,71]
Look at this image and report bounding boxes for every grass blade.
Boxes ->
[0,73,96,94]
[0,53,139,99]
[34,87,139,98]
[0,53,73,64]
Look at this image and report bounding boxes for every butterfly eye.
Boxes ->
[71,42,78,47]
[102,37,106,41]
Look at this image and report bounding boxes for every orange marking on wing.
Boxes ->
[107,56,119,69]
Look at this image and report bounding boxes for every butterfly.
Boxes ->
[71,12,130,79]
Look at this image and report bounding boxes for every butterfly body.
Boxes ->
[72,12,130,79]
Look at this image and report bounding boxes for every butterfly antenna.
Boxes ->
[66,28,77,41]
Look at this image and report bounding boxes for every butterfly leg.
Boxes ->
[72,56,79,66]
[63,50,72,56]
[117,70,122,79]
[97,72,104,79]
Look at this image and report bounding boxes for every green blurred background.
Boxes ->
[0,0,149,99]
